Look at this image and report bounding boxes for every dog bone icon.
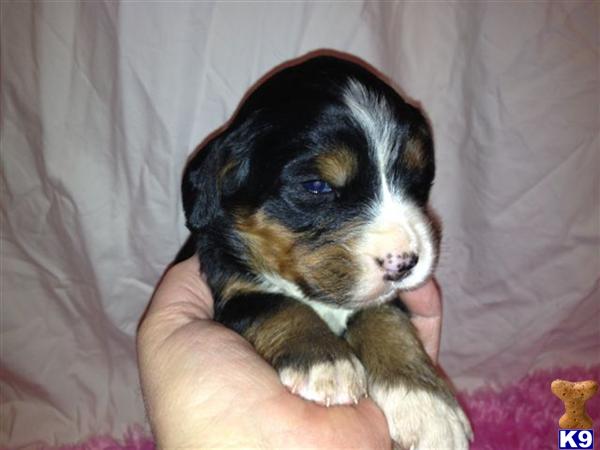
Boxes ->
[551,379,598,429]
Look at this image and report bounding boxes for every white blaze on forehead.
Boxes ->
[343,78,400,199]
[344,79,436,296]
[343,78,408,220]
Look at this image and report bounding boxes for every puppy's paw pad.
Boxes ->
[280,355,367,406]
[371,384,472,450]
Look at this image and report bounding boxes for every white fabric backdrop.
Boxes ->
[2,1,598,446]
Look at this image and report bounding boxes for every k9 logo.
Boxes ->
[559,429,594,449]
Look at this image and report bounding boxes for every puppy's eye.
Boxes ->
[302,180,333,194]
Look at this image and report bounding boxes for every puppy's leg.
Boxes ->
[345,304,472,449]
[218,293,366,406]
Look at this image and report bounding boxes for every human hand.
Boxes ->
[137,257,442,449]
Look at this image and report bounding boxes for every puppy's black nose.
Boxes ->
[376,252,419,281]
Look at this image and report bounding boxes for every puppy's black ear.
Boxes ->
[182,126,252,232]
[182,138,223,231]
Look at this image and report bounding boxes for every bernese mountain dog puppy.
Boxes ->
[179,55,472,449]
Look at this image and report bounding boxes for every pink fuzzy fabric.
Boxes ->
[37,365,600,450]
[461,365,600,450]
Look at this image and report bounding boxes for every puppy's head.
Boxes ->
[183,56,438,309]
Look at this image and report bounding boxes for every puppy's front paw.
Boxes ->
[371,383,472,450]
[279,355,367,406]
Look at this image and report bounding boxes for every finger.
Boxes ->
[399,278,441,318]
[410,315,441,362]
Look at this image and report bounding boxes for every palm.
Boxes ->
[138,257,440,448]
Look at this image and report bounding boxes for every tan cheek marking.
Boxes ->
[316,147,358,187]
[296,223,363,302]
[402,137,426,171]
[235,210,300,281]
[297,245,356,301]
[236,211,364,303]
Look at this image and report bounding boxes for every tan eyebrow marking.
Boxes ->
[315,147,359,187]
[402,137,426,171]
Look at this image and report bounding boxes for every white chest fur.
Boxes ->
[298,298,355,335]
[258,273,355,335]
